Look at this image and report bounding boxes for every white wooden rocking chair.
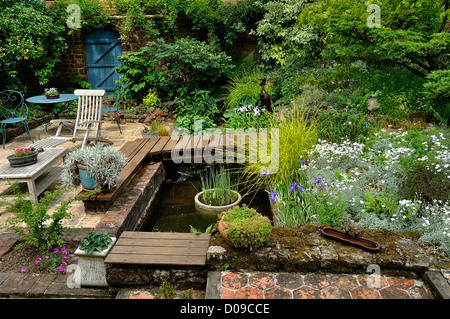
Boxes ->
[30,89,112,149]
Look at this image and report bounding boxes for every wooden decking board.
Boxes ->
[114,238,210,248]
[161,136,180,153]
[119,231,210,240]
[148,136,170,155]
[105,231,211,266]
[104,254,206,266]
[108,246,207,256]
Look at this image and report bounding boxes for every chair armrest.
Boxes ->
[50,119,75,124]
[79,120,101,126]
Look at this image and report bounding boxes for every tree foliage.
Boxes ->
[0,0,67,94]
[297,0,450,122]
[298,0,450,78]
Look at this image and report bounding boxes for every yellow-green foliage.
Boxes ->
[143,87,161,111]
[241,109,319,190]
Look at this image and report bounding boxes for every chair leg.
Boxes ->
[23,121,34,144]
[2,124,6,149]
[115,111,122,134]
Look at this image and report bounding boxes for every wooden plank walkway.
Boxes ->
[80,133,255,210]
[104,231,211,266]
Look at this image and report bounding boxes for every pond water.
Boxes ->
[139,180,272,233]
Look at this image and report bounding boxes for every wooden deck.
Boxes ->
[104,231,211,266]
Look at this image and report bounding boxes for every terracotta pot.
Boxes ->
[45,94,60,99]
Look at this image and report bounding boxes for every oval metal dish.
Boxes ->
[320,226,382,252]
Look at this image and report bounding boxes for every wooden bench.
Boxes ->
[104,231,211,266]
[79,138,159,212]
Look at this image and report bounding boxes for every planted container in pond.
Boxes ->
[195,189,242,214]
[195,165,241,214]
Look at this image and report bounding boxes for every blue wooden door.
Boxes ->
[84,28,122,93]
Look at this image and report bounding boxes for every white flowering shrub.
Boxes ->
[274,127,450,255]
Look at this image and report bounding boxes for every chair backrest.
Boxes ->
[0,90,28,119]
[73,89,106,138]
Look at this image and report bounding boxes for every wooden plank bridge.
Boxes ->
[79,133,256,211]
[104,231,211,266]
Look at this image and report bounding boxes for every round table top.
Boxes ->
[26,94,78,104]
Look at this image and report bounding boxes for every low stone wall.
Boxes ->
[207,225,450,278]
[106,266,208,290]
[95,162,165,238]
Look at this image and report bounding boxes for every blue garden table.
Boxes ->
[26,94,78,139]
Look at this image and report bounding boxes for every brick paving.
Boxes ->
[220,272,434,299]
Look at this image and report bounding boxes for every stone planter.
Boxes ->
[194,189,241,214]
[141,131,158,138]
[6,151,38,167]
[74,237,117,287]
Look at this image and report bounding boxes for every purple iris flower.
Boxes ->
[260,167,271,177]
[314,177,326,190]
[289,182,303,193]
[269,190,280,203]
[300,158,306,165]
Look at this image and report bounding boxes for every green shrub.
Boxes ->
[117,38,234,102]
[1,185,73,252]
[143,88,161,111]
[221,205,272,250]
[0,0,67,93]
[174,89,220,134]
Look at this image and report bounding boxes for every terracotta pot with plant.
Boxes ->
[44,87,59,99]
[218,205,272,251]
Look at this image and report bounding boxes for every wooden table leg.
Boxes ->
[26,179,38,203]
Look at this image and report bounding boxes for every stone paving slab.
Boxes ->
[219,271,434,299]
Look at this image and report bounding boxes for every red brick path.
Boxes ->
[221,272,433,299]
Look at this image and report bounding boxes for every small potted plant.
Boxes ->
[61,143,126,191]
[218,205,272,251]
[74,231,116,287]
[6,146,44,167]
[194,165,241,214]
[44,87,60,99]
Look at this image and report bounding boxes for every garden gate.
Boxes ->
[84,28,122,93]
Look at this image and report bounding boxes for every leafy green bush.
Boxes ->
[252,0,319,68]
[423,70,450,125]
[174,89,220,134]
[0,0,67,93]
[1,185,74,252]
[143,88,161,111]
[117,38,234,102]
[48,0,110,31]
[221,205,272,250]
[317,109,375,144]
